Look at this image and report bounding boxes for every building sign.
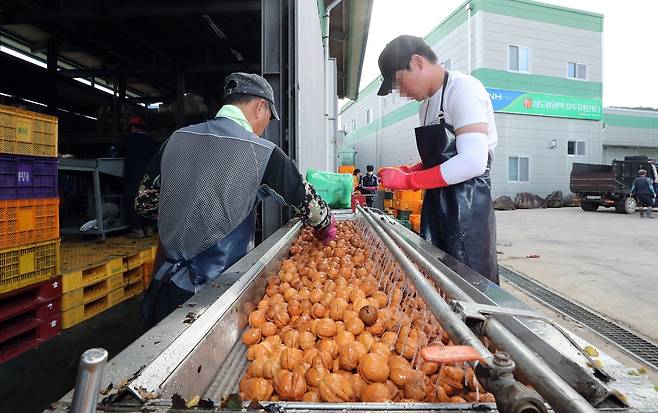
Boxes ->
[486,88,602,120]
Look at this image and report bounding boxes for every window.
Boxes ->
[441,59,452,71]
[567,140,586,156]
[351,119,356,132]
[567,62,587,80]
[508,156,529,182]
[508,45,529,72]
[366,108,373,124]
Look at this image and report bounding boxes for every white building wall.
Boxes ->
[601,108,658,163]
[491,113,602,198]
[602,108,658,148]
[480,12,602,81]
[295,0,330,176]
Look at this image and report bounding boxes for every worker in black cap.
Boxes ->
[142,72,336,327]
[360,165,379,207]
[631,169,655,218]
[376,35,499,284]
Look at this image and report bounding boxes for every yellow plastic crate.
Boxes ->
[123,266,143,286]
[120,250,146,271]
[0,239,60,294]
[394,190,423,202]
[148,245,157,260]
[60,257,123,293]
[60,273,124,311]
[124,276,144,298]
[0,198,60,249]
[0,105,58,157]
[394,199,423,214]
[61,278,144,329]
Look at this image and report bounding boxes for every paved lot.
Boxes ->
[496,207,658,342]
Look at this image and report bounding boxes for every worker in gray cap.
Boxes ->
[631,169,656,218]
[141,72,336,327]
[375,35,499,284]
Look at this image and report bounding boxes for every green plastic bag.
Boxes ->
[306,169,353,209]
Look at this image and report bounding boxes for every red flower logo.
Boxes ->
[523,98,533,108]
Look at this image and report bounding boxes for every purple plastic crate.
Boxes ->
[0,155,58,200]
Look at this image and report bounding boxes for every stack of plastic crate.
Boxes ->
[0,104,60,362]
[142,245,156,290]
[60,246,152,329]
[383,190,395,215]
[393,190,423,232]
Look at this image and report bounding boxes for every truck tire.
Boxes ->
[615,197,636,214]
[581,201,599,212]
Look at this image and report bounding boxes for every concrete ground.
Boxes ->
[503,279,658,384]
[496,207,658,342]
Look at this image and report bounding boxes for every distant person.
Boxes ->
[649,160,658,195]
[352,168,363,190]
[121,116,160,237]
[360,165,379,207]
[631,169,655,218]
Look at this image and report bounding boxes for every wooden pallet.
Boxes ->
[61,275,144,329]
[60,273,124,311]
[60,258,124,294]
[59,236,157,274]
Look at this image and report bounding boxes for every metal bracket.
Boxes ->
[451,300,615,382]
[451,300,550,322]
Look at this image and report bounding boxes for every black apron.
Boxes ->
[415,71,499,284]
[141,209,256,327]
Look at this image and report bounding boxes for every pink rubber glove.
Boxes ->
[407,165,447,189]
[378,167,412,190]
[398,162,424,173]
[380,166,448,190]
[313,215,336,244]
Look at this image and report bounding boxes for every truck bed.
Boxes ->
[570,163,621,193]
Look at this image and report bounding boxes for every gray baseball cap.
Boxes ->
[223,72,279,120]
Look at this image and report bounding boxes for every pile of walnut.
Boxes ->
[239,221,495,404]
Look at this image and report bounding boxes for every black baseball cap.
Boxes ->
[224,72,280,120]
[377,35,433,96]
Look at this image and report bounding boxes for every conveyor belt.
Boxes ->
[46,213,658,412]
[204,340,249,400]
[500,265,658,372]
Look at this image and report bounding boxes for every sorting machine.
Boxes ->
[47,206,658,413]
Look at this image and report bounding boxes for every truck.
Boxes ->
[570,156,656,214]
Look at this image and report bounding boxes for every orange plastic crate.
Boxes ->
[395,199,423,214]
[0,198,59,249]
[338,165,355,174]
[394,190,423,201]
[410,214,421,233]
[142,259,155,289]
